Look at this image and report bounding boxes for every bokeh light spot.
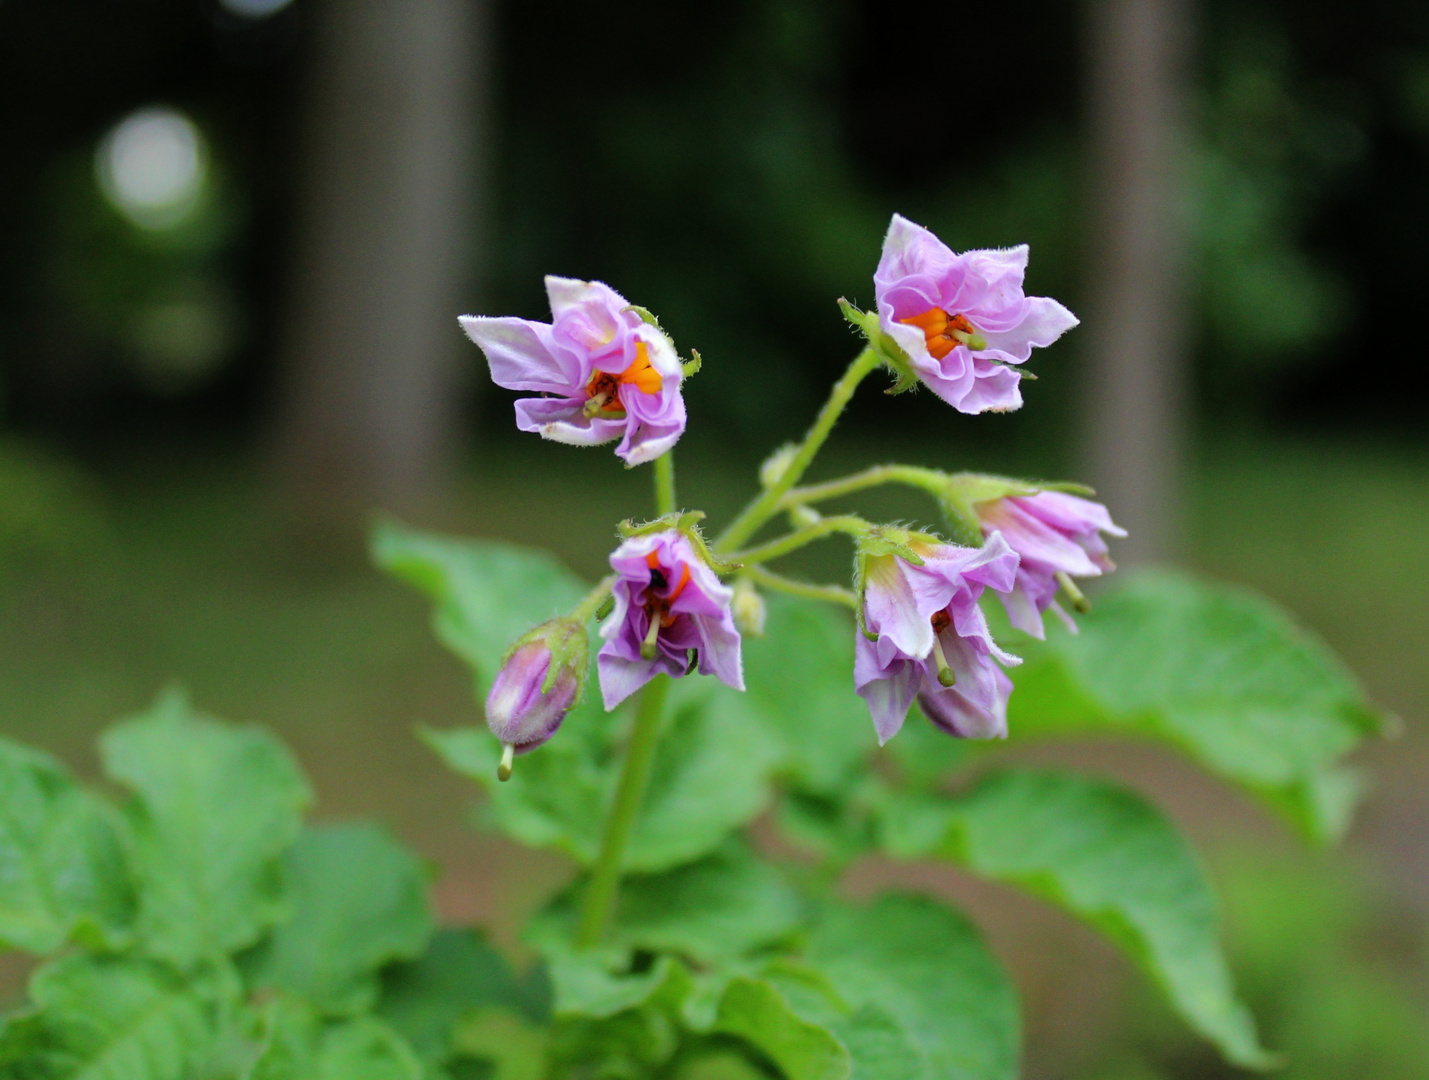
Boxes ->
[219,0,297,19]
[95,106,208,230]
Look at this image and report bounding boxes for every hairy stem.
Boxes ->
[778,464,950,511]
[571,576,616,623]
[727,514,869,565]
[715,347,882,553]
[577,675,670,947]
[742,565,857,609]
[654,452,677,516]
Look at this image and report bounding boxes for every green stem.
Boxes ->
[714,347,882,553]
[778,464,950,512]
[653,452,677,516]
[571,576,616,623]
[726,514,870,566]
[577,676,671,948]
[742,565,857,609]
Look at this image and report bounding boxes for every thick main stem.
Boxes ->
[714,348,881,553]
[576,676,671,947]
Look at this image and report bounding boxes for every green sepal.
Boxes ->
[837,298,918,389]
[682,349,703,379]
[504,617,592,701]
[617,511,741,576]
[926,471,1094,547]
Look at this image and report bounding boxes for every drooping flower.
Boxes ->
[975,491,1126,639]
[854,533,1021,743]
[460,277,686,466]
[874,214,1078,415]
[597,530,743,709]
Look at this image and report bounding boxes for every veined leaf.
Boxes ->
[807,894,1018,1080]
[885,769,1275,1070]
[0,954,223,1079]
[371,522,589,697]
[100,690,311,967]
[1004,569,1385,841]
[244,824,434,1015]
[0,737,133,955]
[713,976,848,1080]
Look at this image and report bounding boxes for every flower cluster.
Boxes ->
[461,214,1119,772]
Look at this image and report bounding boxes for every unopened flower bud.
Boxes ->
[731,578,767,637]
[486,620,588,773]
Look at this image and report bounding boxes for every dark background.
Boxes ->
[0,2,1425,1078]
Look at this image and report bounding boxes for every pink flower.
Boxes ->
[976,491,1126,639]
[597,530,744,710]
[460,277,686,466]
[874,214,1078,414]
[854,534,1022,743]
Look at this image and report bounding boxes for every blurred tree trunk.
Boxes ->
[272,0,485,516]
[1080,0,1191,564]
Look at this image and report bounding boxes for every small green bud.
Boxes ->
[760,443,799,488]
[731,577,767,637]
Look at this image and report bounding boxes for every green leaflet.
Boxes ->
[100,690,311,968]
[713,977,848,1080]
[740,597,869,794]
[378,928,546,1068]
[371,521,590,697]
[246,997,422,1080]
[244,824,434,1015]
[527,842,804,969]
[807,894,1019,1080]
[0,955,224,1080]
[0,738,133,955]
[1004,569,1385,842]
[883,769,1275,1070]
[428,679,779,874]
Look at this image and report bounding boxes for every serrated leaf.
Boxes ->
[1004,569,1385,842]
[713,976,849,1080]
[0,738,133,955]
[895,769,1274,1070]
[807,894,1018,1080]
[244,824,434,1015]
[430,680,779,873]
[247,997,422,1080]
[0,954,222,1079]
[740,598,869,794]
[371,522,589,697]
[100,691,311,968]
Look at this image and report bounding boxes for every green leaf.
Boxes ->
[247,997,423,1080]
[371,522,589,697]
[244,824,434,1015]
[540,948,688,1020]
[528,842,803,967]
[807,894,1018,1080]
[740,597,869,794]
[452,1008,548,1080]
[891,769,1274,1070]
[0,954,223,1079]
[429,680,779,874]
[377,929,545,1069]
[99,690,312,967]
[713,976,849,1080]
[1004,569,1386,841]
[0,737,133,955]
